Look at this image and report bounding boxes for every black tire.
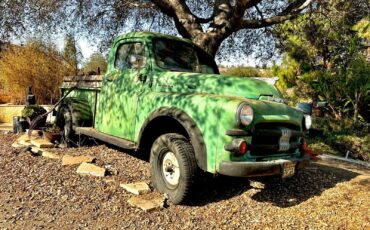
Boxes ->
[56,106,76,146]
[150,133,198,204]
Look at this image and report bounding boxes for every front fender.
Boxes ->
[135,92,243,173]
[138,107,207,171]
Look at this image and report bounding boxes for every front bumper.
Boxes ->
[218,154,310,177]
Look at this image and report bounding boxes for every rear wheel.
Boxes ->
[56,106,76,146]
[150,133,198,204]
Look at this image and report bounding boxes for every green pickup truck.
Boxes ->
[57,32,311,204]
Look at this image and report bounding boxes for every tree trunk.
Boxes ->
[353,94,361,123]
[192,33,223,58]
[150,0,312,58]
[354,106,358,123]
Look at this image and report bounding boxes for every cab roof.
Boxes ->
[113,31,193,45]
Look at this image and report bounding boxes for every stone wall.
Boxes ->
[0,105,54,123]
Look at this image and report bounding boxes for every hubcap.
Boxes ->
[162,151,180,187]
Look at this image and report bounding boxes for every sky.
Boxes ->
[52,35,97,65]
[52,33,261,67]
[13,32,267,68]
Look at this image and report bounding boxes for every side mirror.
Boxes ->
[296,102,312,115]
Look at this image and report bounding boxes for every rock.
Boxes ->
[61,155,95,166]
[42,151,60,160]
[120,182,151,195]
[17,134,34,147]
[76,163,106,177]
[11,142,24,148]
[29,147,42,156]
[18,140,32,147]
[27,130,42,137]
[104,179,116,184]
[58,143,68,148]
[30,147,60,159]
[127,195,165,211]
[17,134,37,142]
[30,139,54,148]
[0,123,12,132]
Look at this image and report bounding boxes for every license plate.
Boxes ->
[282,162,296,178]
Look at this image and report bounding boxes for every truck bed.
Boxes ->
[61,75,103,90]
[60,75,104,127]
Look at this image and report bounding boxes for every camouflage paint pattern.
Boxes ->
[64,32,304,173]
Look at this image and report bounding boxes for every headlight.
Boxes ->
[237,103,254,126]
[304,114,312,130]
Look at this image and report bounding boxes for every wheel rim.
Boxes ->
[162,151,180,187]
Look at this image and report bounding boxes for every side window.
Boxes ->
[114,42,146,70]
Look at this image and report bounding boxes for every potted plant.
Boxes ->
[43,125,62,143]
[21,105,47,129]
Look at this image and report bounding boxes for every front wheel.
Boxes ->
[150,133,198,204]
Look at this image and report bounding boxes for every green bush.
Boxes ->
[309,115,370,162]
[21,105,47,120]
[221,67,272,78]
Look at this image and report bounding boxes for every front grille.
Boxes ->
[250,123,302,156]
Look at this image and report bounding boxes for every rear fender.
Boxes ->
[56,97,93,129]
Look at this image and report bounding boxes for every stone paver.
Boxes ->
[11,142,25,148]
[76,162,106,177]
[30,139,54,148]
[42,151,60,159]
[120,182,151,195]
[0,123,12,131]
[16,134,36,146]
[30,147,60,159]
[127,195,165,211]
[61,155,95,166]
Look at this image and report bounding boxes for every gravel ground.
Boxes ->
[0,133,369,229]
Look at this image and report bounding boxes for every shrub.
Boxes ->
[21,105,47,120]
[221,67,272,78]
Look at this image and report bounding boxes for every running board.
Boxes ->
[75,127,136,150]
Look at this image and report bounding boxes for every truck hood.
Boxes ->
[154,71,281,99]
[154,71,303,127]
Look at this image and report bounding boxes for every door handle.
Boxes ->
[105,76,115,82]
[138,74,147,83]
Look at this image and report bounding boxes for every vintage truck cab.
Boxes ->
[57,32,310,204]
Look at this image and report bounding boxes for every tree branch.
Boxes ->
[240,0,312,29]
[149,0,175,17]
[254,5,264,20]
[151,0,205,39]
[234,0,263,19]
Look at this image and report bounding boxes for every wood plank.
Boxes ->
[61,81,102,89]
[63,75,103,82]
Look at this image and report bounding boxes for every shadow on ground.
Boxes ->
[76,138,361,208]
[187,164,359,208]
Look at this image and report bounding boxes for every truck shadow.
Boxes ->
[187,163,360,208]
[76,141,361,208]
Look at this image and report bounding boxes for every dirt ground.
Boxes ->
[0,133,369,229]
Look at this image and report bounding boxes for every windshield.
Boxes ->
[153,39,219,74]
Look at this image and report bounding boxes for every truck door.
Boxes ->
[100,41,148,140]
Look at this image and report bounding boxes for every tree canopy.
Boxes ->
[272,0,370,122]
[82,52,108,74]
[0,0,316,58]
[63,34,81,75]
[0,40,71,104]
